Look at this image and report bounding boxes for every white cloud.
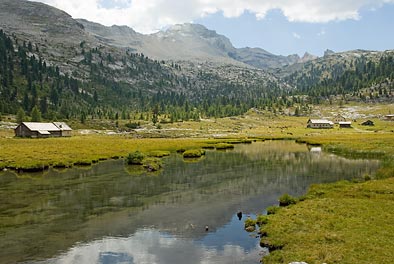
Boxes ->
[292,32,301,39]
[31,0,394,33]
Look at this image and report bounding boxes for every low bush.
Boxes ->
[125,122,140,129]
[278,193,297,207]
[266,205,280,215]
[256,215,269,226]
[142,157,162,172]
[244,217,256,232]
[183,149,206,158]
[126,151,145,165]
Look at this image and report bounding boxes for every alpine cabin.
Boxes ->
[307,119,334,129]
[15,122,72,138]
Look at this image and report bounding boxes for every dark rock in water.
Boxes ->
[237,211,242,220]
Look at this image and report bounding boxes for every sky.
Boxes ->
[31,0,394,56]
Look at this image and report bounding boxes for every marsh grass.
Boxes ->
[261,178,394,263]
[0,136,221,170]
[182,149,206,158]
[214,143,235,150]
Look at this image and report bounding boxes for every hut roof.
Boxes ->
[308,119,333,125]
[53,122,72,131]
[22,122,60,132]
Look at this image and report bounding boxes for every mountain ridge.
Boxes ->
[78,19,314,69]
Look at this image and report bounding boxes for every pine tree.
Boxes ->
[30,106,41,122]
[16,107,26,123]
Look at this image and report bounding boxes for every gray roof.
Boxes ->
[308,119,334,125]
[53,122,72,131]
[21,122,72,132]
[22,122,59,131]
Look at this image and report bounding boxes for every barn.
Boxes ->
[15,122,72,138]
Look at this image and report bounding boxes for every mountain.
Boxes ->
[229,47,301,69]
[0,0,293,121]
[277,49,394,103]
[1,0,317,70]
[299,52,318,63]
[324,49,335,57]
[78,19,312,69]
[2,0,393,122]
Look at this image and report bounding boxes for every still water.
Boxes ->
[0,141,380,263]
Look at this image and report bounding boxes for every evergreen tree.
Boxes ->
[30,106,41,122]
[16,107,26,123]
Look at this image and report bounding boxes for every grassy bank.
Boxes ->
[0,135,229,170]
[260,179,394,263]
[250,132,394,263]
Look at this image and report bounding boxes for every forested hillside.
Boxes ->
[0,29,291,122]
[283,51,394,104]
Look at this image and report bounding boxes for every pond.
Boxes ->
[0,141,381,263]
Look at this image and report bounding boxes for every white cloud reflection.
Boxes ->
[43,228,262,264]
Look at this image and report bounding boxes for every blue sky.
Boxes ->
[35,0,394,56]
[196,5,394,56]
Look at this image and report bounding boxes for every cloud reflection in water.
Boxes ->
[46,228,261,264]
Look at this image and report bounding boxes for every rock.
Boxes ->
[245,226,255,232]
[237,211,242,220]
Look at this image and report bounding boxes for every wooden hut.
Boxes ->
[333,114,346,124]
[361,120,374,126]
[307,119,334,129]
[339,121,352,128]
[15,122,72,138]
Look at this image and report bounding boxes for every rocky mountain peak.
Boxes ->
[0,0,88,47]
[324,49,335,56]
[300,52,318,62]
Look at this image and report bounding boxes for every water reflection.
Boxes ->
[42,227,261,264]
[0,141,381,263]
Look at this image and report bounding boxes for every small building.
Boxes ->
[333,114,346,124]
[361,120,374,126]
[307,119,334,129]
[385,114,394,121]
[15,122,72,138]
[339,121,352,128]
[53,122,72,137]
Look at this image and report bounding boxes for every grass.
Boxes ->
[214,143,235,150]
[0,136,223,170]
[2,104,394,263]
[182,149,206,158]
[260,179,394,264]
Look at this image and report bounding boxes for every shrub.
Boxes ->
[244,217,256,232]
[279,193,297,207]
[126,151,145,165]
[256,215,269,226]
[125,122,140,129]
[142,157,162,172]
[266,205,280,215]
[183,149,206,158]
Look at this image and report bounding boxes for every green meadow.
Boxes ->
[1,104,394,263]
